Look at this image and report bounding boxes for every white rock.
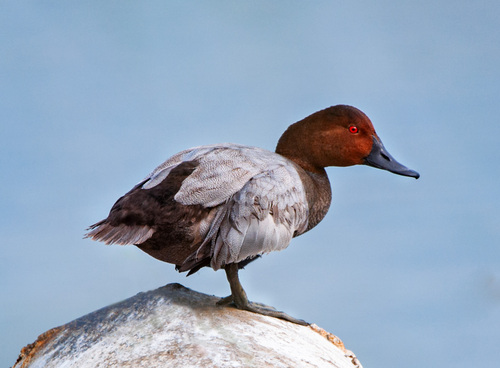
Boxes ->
[13,283,362,368]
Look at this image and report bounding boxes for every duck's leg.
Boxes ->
[217,263,309,326]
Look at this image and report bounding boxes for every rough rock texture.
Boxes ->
[13,283,362,368]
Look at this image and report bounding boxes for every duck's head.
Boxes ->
[276,105,419,179]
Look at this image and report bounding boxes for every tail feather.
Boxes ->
[85,221,155,245]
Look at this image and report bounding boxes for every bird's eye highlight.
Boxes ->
[349,126,359,134]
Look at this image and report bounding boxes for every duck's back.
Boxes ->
[86,144,313,273]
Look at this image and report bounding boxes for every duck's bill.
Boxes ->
[364,136,420,179]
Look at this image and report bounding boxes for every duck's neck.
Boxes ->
[294,165,332,233]
[276,130,332,231]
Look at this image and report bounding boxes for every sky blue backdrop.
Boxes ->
[1,2,499,367]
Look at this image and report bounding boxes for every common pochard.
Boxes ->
[86,105,419,325]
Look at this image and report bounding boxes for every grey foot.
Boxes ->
[217,295,309,326]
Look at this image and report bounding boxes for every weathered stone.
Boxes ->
[13,283,362,368]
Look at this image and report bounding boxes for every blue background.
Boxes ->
[1,1,499,367]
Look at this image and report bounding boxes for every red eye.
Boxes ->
[349,126,359,134]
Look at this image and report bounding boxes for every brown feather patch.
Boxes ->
[85,160,215,268]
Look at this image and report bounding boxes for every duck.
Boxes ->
[85,105,419,325]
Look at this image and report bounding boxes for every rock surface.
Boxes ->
[13,283,362,368]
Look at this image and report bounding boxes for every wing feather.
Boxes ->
[142,143,289,208]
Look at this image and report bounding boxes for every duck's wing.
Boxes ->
[177,150,310,271]
[145,143,281,207]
